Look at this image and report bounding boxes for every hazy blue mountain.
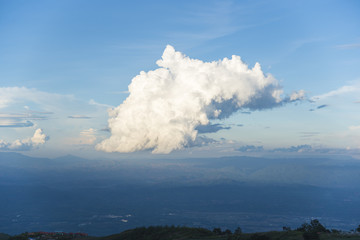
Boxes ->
[0,152,359,236]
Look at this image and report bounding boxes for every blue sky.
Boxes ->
[0,0,360,158]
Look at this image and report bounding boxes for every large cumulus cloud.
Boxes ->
[96,45,303,154]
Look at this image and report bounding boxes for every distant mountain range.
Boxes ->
[0,152,359,236]
[1,152,360,188]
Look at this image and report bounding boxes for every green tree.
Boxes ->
[309,219,328,233]
[282,226,291,231]
[296,219,328,233]
[213,228,222,235]
[234,227,242,235]
[297,222,311,232]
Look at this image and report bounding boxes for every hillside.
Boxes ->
[101,226,216,240]
[6,221,360,240]
[96,226,360,240]
[0,233,10,240]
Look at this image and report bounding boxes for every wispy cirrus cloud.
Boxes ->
[349,125,360,131]
[66,128,97,145]
[0,86,108,122]
[0,120,34,128]
[167,1,240,44]
[335,43,360,50]
[68,115,92,119]
[0,87,75,110]
[0,112,50,128]
[299,132,320,138]
[0,87,106,118]
[311,85,360,101]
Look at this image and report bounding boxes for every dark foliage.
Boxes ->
[282,226,291,231]
[212,227,233,236]
[8,234,27,240]
[234,227,242,235]
[103,225,214,240]
[331,229,341,234]
[296,219,329,233]
[0,233,10,240]
[213,228,222,235]
[250,233,270,240]
[5,220,360,240]
[303,231,320,240]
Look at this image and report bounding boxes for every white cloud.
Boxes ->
[237,145,264,152]
[89,99,113,108]
[68,128,97,145]
[311,85,360,101]
[31,128,47,145]
[349,125,360,131]
[273,145,312,153]
[0,112,50,128]
[79,128,97,145]
[290,90,305,101]
[0,128,48,151]
[68,115,92,119]
[0,86,75,110]
[0,119,34,128]
[335,43,360,49]
[0,86,111,153]
[97,45,303,154]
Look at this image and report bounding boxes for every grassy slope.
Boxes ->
[96,227,360,240]
[0,233,10,240]
[100,226,218,240]
[5,228,360,240]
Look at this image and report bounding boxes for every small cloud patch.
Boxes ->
[273,144,312,153]
[0,129,48,151]
[68,115,92,119]
[0,120,34,128]
[0,112,49,128]
[335,43,360,49]
[317,104,328,109]
[196,124,231,134]
[237,145,264,152]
